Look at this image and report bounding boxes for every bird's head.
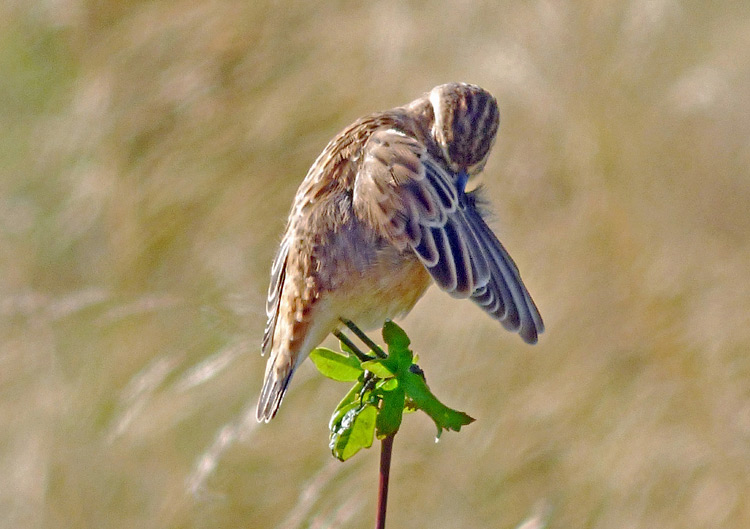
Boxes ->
[428,83,500,176]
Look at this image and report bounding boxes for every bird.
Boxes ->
[256,83,543,422]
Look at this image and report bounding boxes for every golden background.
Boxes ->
[3,1,750,527]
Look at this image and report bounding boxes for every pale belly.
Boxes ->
[334,250,432,330]
[290,247,432,367]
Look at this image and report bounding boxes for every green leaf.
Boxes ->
[376,386,405,439]
[320,320,475,461]
[328,381,363,431]
[376,378,399,391]
[382,321,412,371]
[329,403,377,461]
[382,320,410,350]
[361,359,394,378]
[310,347,363,381]
[401,370,475,438]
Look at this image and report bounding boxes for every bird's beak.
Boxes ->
[456,171,470,193]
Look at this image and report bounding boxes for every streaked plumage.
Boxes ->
[257,83,543,422]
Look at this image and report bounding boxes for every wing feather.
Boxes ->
[414,225,440,267]
[464,204,544,342]
[261,236,289,355]
[426,226,458,292]
[353,128,543,343]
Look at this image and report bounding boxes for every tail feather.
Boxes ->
[256,360,296,422]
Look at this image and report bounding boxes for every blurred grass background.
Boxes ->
[2,0,750,527]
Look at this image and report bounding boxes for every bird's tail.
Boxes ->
[256,354,296,422]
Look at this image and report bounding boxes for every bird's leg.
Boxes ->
[332,328,373,363]
[340,318,387,359]
[331,328,378,402]
[334,320,387,398]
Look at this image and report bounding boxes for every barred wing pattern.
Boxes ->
[354,129,543,343]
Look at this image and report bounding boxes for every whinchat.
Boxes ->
[257,83,543,422]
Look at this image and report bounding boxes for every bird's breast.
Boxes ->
[330,243,432,331]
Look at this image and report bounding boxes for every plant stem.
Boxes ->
[341,318,387,358]
[376,434,395,529]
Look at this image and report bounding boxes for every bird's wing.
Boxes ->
[261,235,289,355]
[353,128,543,343]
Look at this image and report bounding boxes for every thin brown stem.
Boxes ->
[376,434,395,529]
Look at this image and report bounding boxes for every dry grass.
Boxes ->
[2,0,750,527]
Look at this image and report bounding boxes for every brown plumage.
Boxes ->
[257,83,544,422]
